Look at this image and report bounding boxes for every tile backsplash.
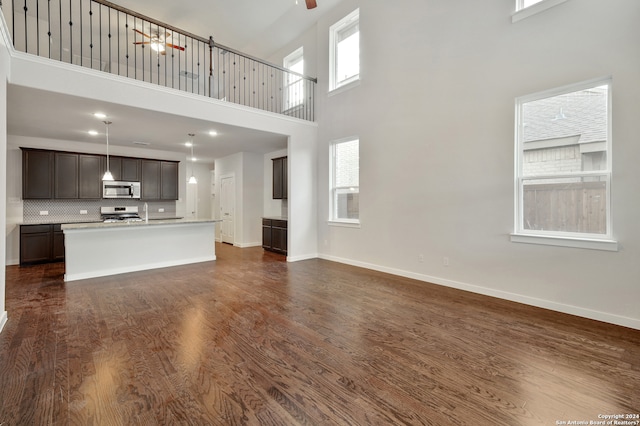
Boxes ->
[23,199,177,224]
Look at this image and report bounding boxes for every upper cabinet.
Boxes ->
[21,148,179,201]
[272,156,288,200]
[54,152,79,199]
[79,154,103,199]
[22,149,54,199]
[141,159,179,200]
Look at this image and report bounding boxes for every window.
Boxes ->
[283,47,304,110]
[513,77,616,250]
[513,0,568,22]
[329,9,359,92]
[330,138,360,224]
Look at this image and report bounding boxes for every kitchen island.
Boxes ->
[61,219,220,282]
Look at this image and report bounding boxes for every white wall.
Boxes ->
[242,152,265,247]
[214,152,263,248]
[275,0,640,328]
[187,161,215,219]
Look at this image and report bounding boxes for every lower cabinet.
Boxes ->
[20,224,65,265]
[262,218,287,255]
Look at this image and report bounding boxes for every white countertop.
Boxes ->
[62,218,221,231]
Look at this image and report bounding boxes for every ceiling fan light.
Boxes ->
[151,42,165,53]
[103,170,114,181]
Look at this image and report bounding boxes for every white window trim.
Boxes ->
[329,136,360,225]
[512,0,568,23]
[329,8,360,93]
[512,76,617,251]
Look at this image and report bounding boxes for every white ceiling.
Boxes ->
[7,0,341,163]
[7,85,288,163]
[108,0,342,58]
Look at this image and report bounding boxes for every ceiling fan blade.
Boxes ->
[305,0,317,9]
[133,41,151,45]
[133,28,151,38]
[165,43,186,51]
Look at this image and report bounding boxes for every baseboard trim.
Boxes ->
[318,254,640,331]
[0,311,7,334]
[287,253,319,262]
[236,242,262,248]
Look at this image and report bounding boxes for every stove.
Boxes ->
[101,206,143,223]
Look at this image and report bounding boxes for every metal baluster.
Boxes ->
[68,0,72,63]
[79,0,82,66]
[47,0,51,58]
[107,5,111,73]
[88,0,92,68]
[58,0,61,60]
[22,0,27,53]
[36,0,40,55]
[98,3,101,69]
[116,10,119,76]
[125,19,129,77]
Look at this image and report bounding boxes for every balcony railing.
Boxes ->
[3,0,316,121]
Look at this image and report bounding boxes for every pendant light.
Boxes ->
[188,133,198,184]
[102,121,114,181]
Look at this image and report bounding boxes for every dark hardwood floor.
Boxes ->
[1,243,638,425]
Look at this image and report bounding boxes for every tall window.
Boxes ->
[283,47,304,110]
[514,78,614,248]
[329,9,359,91]
[331,138,360,223]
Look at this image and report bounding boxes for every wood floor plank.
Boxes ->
[1,243,639,425]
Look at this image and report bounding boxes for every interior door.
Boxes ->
[220,175,235,244]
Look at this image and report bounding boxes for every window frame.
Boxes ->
[329,8,360,93]
[329,137,360,227]
[511,77,617,251]
[512,0,568,23]
[283,47,304,112]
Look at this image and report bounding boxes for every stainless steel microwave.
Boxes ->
[103,181,141,199]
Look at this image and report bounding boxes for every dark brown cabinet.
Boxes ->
[141,160,179,200]
[121,157,141,181]
[161,161,179,200]
[103,156,141,182]
[22,148,177,201]
[22,149,54,199]
[79,154,103,199]
[54,152,79,198]
[52,224,65,261]
[272,156,287,200]
[262,218,287,255]
[141,160,161,200]
[20,224,64,265]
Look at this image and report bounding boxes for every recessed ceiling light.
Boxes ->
[209,130,218,137]
[88,130,99,136]
[94,112,107,119]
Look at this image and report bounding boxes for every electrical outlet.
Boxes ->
[158,208,165,213]
[80,210,88,215]
[443,257,450,267]
[39,210,49,216]
[418,254,425,263]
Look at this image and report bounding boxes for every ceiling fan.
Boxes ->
[305,0,317,9]
[133,29,185,55]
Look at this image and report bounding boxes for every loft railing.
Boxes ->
[3,0,316,121]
